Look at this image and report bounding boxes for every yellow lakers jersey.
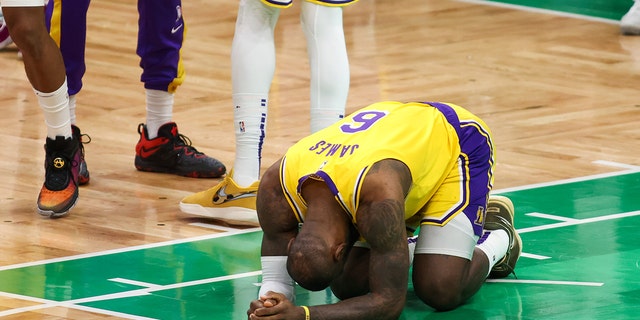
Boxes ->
[279,101,488,225]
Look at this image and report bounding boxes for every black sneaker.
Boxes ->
[134,122,226,178]
[72,125,90,185]
[37,135,81,218]
[485,195,522,278]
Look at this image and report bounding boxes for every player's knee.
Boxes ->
[238,0,279,28]
[7,21,46,52]
[300,2,343,37]
[413,279,464,311]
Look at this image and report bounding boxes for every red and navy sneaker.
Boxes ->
[134,122,226,178]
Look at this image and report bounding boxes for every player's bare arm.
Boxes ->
[249,160,300,318]
[257,159,299,256]
[306,159,412,319]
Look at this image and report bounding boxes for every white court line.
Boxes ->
[493,167,640,194]
[518,211,640,260]
[486,279,604,287]
[1,163,636,271]
[526,212,580,222]
[457,0,619,25]
[593,160,640,170]
[109,278,163,289]
[0,291,156,319]
[0,163,638,316]
[0,271,262,318]
[521,253,551,260]
[0,227,261,271]
[189,222,247,232]
[518,210,640,234]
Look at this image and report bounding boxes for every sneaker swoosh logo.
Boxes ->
[171,24,183,34]
[213,185,256,205]
[139,145,162,158]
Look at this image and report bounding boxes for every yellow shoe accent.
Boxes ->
[179,171,259,222]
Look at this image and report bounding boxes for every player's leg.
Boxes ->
[46,0,91,185]
[231,0,280,186]
[134,0,225,178]
[300,1,349,133]
[2,3,65,92]
[179,0,280,219]
[2,2,79,217]
[412,107,520,310]
[412,213,490,311]
[412,196,519,311]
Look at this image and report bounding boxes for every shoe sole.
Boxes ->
[621,25,640,35]
[179,202,258,223]
[487,195,523,278]
[135,164,224,179]
[37,202,76,219]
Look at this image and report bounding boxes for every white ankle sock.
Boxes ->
[68,94,77,125]
[35,79,72,139]
[145,89,174,139]
[476,229,510,276]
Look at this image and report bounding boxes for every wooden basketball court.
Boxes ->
[0,0,638,318]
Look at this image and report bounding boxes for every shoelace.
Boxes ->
[78,133,91,155]
[45,152,78,189]
[174,133,205,155]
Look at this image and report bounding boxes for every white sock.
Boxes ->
[301,2,348,133]
[145,89,174,139]
[68,94,77,125]
[408,236,417,266]
[232,94,267,186]
[476,229,510,276]
[230,0,279,186]
[35,79,72,139]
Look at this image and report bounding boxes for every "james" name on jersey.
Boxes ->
[308,141,359,158]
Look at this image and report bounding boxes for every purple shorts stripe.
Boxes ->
[46,0,90,96]
[426,102,495,237]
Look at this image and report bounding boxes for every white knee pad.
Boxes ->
[415,213,479,260]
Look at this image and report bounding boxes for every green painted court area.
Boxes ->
[1,170,639,319]
[484,0,632,20]
[2,1,638,319]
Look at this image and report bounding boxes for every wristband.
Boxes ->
[301,305,310,320]
[259,256,295,301]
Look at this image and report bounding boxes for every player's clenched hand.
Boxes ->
[248,291,301,319]
[247,298,266,319]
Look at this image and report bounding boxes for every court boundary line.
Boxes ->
[0,271,262,319]
[493,167,640,194]
[0,227,261,271]
[457,0,620,24]
[2,166,638,271]
[0,166,638,318]
[518,210,640,234]
[486,279,604,286]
